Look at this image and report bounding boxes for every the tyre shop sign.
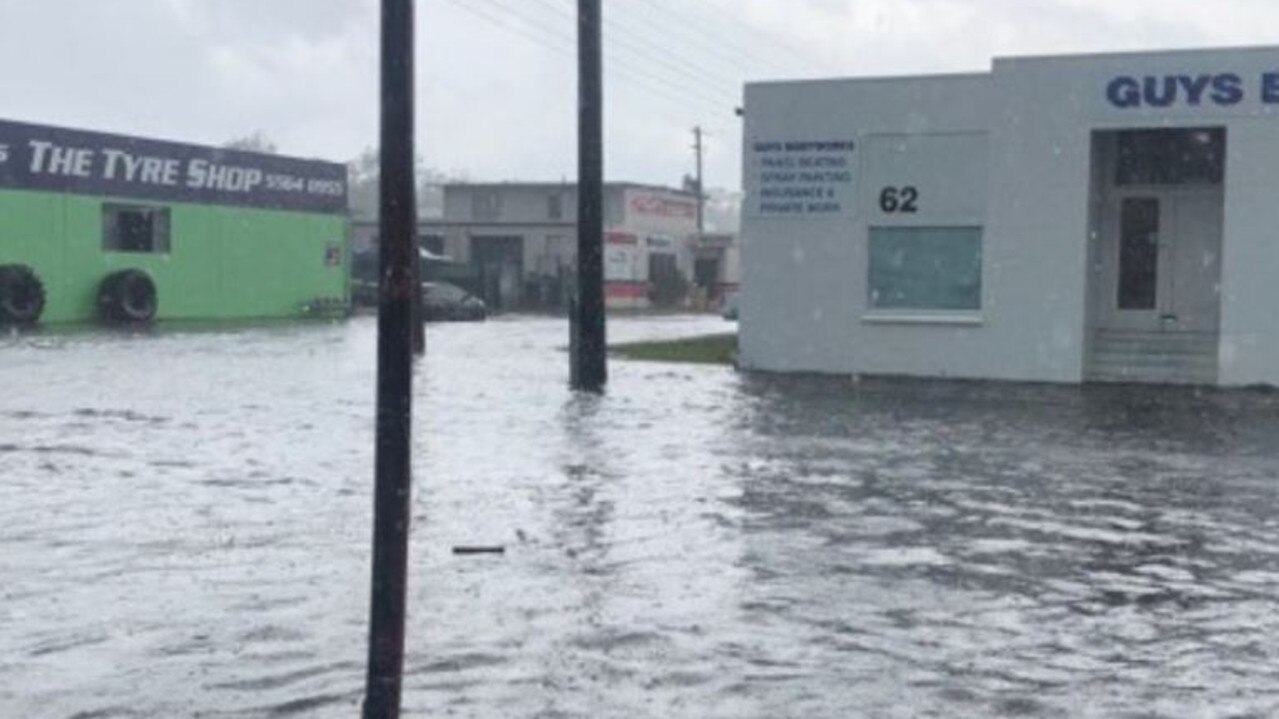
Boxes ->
[750,139,856,218]
[0,119,346,214]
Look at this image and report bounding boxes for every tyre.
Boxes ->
[0,264,46,326]
[97,269,158,324]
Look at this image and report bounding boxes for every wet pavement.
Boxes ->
[3,315,1279,717]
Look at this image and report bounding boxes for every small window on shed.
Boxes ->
[103,204,170,253]
[868,226,982,311]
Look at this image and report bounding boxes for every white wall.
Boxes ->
[740,74,1001,377]
[741,46,1279,384]
[996,47,1279,385]
[443,184,576,223]
[1219,118,1279,385]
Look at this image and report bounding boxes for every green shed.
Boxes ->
[0,118,349,325]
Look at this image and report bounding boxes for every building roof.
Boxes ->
[746,44,1279,89]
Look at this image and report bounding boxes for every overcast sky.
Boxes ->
[0,0,1274,190]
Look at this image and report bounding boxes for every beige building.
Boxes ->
[350,182,737,312]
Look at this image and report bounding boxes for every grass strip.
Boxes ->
[610,333,737,365]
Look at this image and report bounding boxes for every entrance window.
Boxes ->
[102,204,171,253]
[868,226,982,311]
[1117,197,1159,310]
[1115,128,1224,186]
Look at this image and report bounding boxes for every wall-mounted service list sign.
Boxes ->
[749,139,856,218]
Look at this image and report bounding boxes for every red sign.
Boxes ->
[606,231,638,244]
[629,193,696,219]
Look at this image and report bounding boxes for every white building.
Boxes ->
[740,46,1279,386]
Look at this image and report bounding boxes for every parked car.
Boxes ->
[423,281,486,322]
[350,278,378,308]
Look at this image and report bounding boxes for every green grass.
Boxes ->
[610,333,737,365]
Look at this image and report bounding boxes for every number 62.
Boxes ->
[879,186,918,213]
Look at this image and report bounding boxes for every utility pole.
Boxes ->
[693,126,705,236]
[571,0,606,392]
[363,0,416,716]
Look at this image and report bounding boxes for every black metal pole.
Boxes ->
[572,0,606,392]
[363,0,416,716]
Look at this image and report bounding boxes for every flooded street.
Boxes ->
[5,315,1279,717]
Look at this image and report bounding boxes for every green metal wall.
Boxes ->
[0,188,348,323]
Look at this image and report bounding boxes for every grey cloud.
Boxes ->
[0,0,1274,192]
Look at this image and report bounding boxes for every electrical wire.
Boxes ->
[478,0,741,109]
[524,0,745,106]
[682,0,829,76]
[435,0,734,117]
[605,1,788,82]
[630,0,827,79]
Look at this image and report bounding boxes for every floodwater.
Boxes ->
[4,315,1279,718]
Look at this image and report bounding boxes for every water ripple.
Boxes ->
[3,317,1279,717]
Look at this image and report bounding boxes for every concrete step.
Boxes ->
[1088,368,1217,385]
[1086,331,1219,385]
[1091,333,1216,353]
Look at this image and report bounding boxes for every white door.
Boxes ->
[1164,191,1222,333]
[1098,189,1222,333]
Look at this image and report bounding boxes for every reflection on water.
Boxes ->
[3,317,1279,717]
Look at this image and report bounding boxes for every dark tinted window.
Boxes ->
[1116,128,1225,186]
[1118,197,1160,310]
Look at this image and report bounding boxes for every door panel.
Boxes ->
[1101,195,1163,330]
[1165,191,1222,332]
[1098,190,1221,333]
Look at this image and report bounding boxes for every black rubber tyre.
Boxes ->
[0,264,46,326]
[97,269,158,324]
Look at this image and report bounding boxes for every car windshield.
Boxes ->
[5,2,1279,718]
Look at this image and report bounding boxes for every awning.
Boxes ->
[419,247,452,262]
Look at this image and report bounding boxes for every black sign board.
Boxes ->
[0,119,347,214]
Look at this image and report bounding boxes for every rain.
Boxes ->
[5,1,1279,717]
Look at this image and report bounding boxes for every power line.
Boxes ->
[446,0,734,115]
[682,0,830,76]
[435,0,732,117]
[606,3,782,84]
[631,0,826,79]
[524,0,742,107]
[606,0,801,81]
[532,0,804,83]
[480,0,740,109]
[529,0,754,92]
